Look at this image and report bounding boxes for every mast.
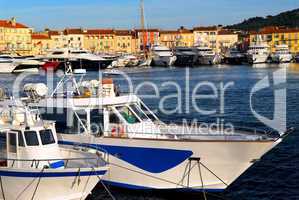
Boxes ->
[140,0,146,57]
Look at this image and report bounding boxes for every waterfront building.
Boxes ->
[216,29,239,52]
[83,29,115,53]
[159,30,179,48]
[63,28,84,49]
[0,17,32,55]
[177,27,194,47]
[193,26,238,53]
[48,30,68,49]
[135,29,159,52]
[31,33,53,55]
[250,26,299,54]
[114,30,137,53]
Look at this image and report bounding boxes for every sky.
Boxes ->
[0,0,299,31]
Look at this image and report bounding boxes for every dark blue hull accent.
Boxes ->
[0,170,107,178]
[59,140,193,173]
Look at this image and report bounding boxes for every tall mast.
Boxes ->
[140,0,146,56]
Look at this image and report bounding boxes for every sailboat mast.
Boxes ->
[140,0,146,56]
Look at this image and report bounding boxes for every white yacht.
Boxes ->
[271,45,293,63]
[150,45,177,67]
[223,47,245,65]
[16,73,293,192]
[0,102,109,200]
[45,49,113,71]
[12,56,44,73]
[194,46,219,65]
[0,55,17,73]
[110,55,139,68]
[247,44,270,64]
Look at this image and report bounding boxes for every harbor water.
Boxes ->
[0,63,298,200]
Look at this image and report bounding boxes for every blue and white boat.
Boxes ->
[0,103,109,200]
[14,73,292,192]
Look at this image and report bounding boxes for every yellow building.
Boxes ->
[250,26,299,53]
[193,26,238,53]
[216,30,239,52]
[114,30,137,53]
[177,27,194,47]
[84,29,115,53]
[31,33,53,55]
[0,17,32,55]
[159,30,179,48]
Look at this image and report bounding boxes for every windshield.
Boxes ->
[39,129,55,145]
[24,131,39,146]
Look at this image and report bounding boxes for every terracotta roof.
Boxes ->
[135,29,159,32]
[48,30,61,36]
[218,29,236,35]
[32,33,50,40]
[84,29,115,35]
[193,26,218,31]
[160,30,179,34]
[178,28,193,33]
[64,28,83,35]
[115,30,132,36]
[251,26,299,35]
[0,19,28,28]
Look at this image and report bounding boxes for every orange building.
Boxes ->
[31,33,52,55]
[135,29,159,51]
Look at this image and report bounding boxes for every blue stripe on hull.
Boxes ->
[59,140,193,173]
[0,170,107,178]
[103,180,225,192]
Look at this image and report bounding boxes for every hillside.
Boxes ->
[226,8,299,31]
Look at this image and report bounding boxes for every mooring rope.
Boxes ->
[30,167,45,200]
[0,176,6,200]
[92,167,116,200]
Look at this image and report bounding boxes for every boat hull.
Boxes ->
[59,134,281,191]
[0,62,16,73]
[151,56,177,67]
[0,167,107,200]
[247,54,269,64]
[271,54,293,63]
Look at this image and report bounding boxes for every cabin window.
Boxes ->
[39,129,55,145]
[12,130,24,147]
[8,133,17,153]
[24,131,39,146]
[116,106,140,124]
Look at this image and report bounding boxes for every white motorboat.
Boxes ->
[247,44,270,64]
[12,56,44,73]
[45,49,113,71]
[110,55,139,68]
[194,46,219,65]
[16,73,293,192]
[0,102,109,200]
[271,45,293,63]
[150,45,177,67]
[0,55,17,73]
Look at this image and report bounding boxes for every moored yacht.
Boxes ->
[223,47,246,65]
[247,44,270,64]
[150,45,177,67]
[0,102,109,200]
[12,56,44,73]
[44,49,113,71]
[16,73,293,192]
[194,46,219,65]
[271,44,293,63]
[0,54,17,73]
[174,47,197,66]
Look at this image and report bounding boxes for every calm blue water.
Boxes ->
[1,64,298,200]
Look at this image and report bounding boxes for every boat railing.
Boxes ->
[0,156,107,169]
